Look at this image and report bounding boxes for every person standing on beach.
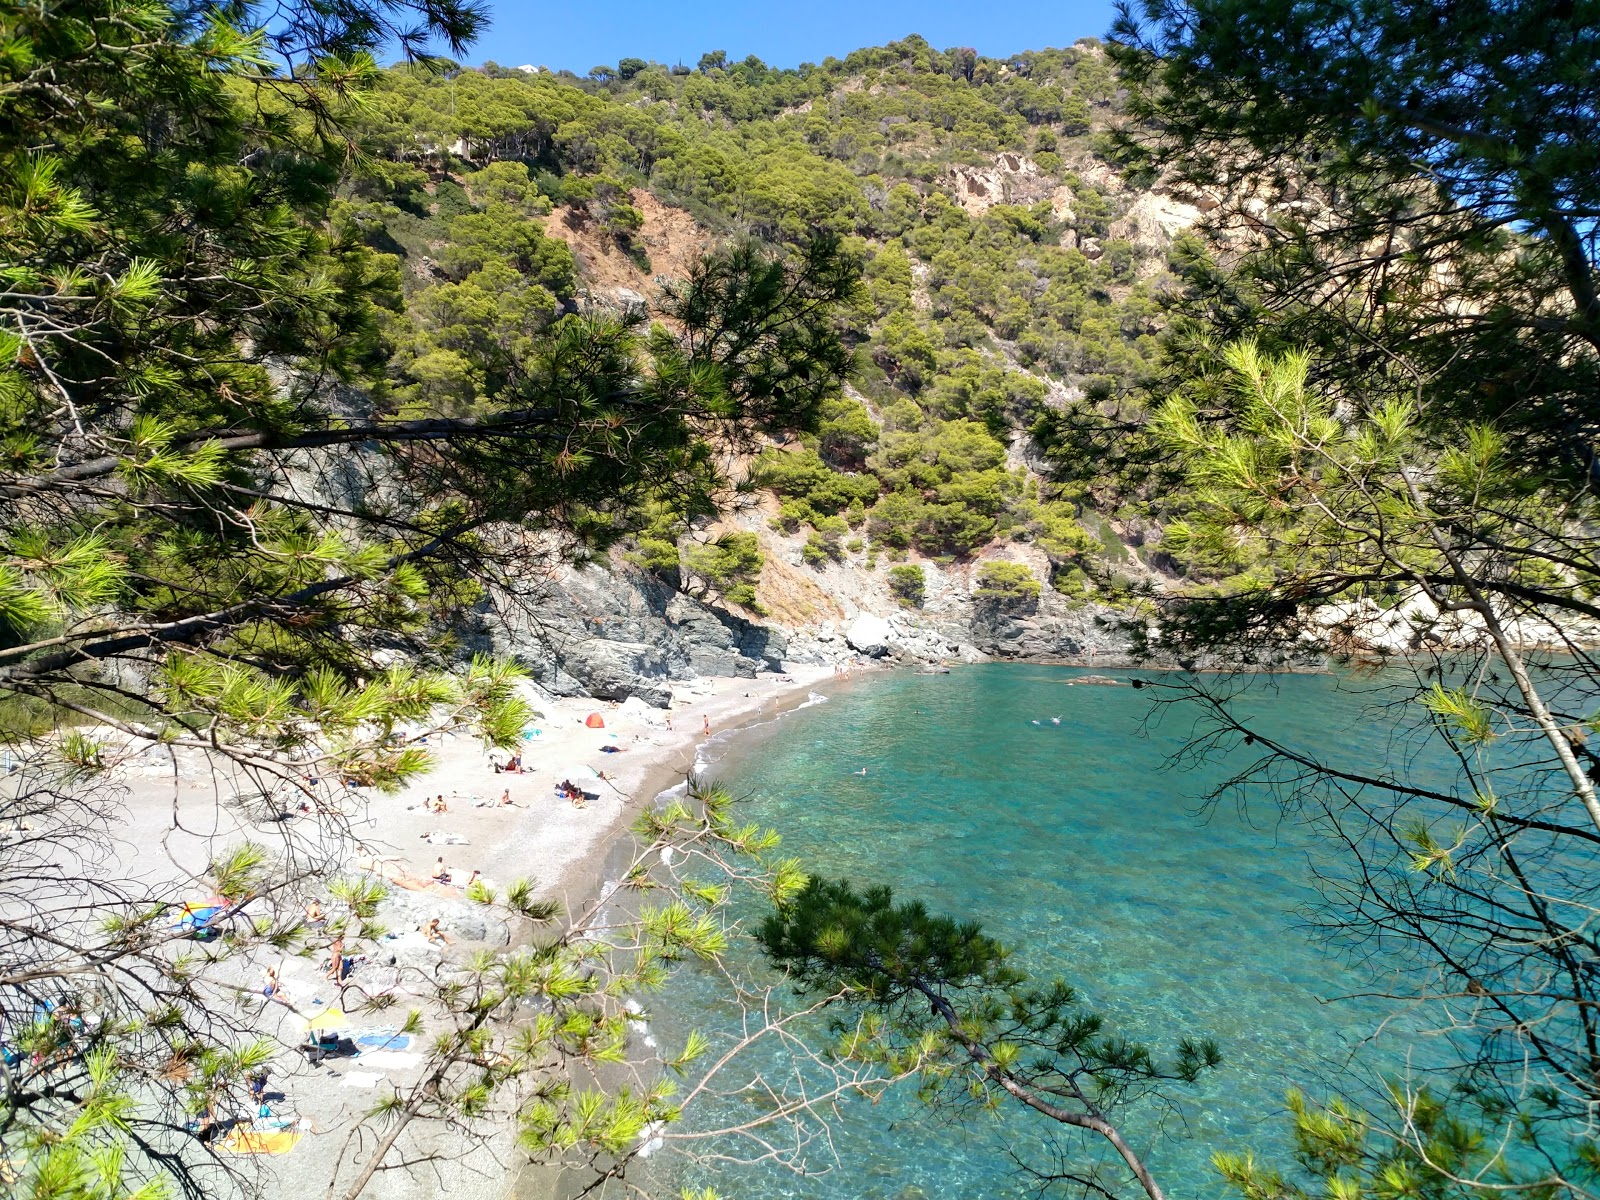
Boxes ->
[702,715,710,736]
[326,935,344,983]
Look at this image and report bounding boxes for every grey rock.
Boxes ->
[845,614,894,657]
[565,639,674,707]
[484,561,791,706]
[376,888,511,947]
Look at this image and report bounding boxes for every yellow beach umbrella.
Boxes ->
[291,1007,350,1036]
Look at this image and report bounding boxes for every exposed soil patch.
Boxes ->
[542,190,710,301]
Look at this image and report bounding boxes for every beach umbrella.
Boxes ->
[584,712,605,728]
[290,1007,351,1036]
[174,896,227,935]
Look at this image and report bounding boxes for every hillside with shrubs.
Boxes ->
[337,36,1202,654]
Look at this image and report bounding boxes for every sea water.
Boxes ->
[653,665,1451,1200]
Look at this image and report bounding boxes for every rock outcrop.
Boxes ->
[844,614,894,657]
[483,563,790,707]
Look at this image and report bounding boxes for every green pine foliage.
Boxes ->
[974,560,1042,606]
[680,532,765,609]
[759,878,1220,1199]
[887,564,926,607]
[322,38,1151,581]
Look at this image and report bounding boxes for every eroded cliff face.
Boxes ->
[478,566,789,706]
[475,541,1145,709]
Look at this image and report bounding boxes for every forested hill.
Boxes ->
[340,37,1207,665]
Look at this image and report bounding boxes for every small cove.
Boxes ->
[651,664,1452,1200]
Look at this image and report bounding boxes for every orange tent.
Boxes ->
[584,713,605,728]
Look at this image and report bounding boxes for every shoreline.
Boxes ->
[91,662,852,1200]
[79,653,1491,1200]
[543,666,855,921]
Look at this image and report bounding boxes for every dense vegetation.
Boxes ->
[7,1,1600,1199]
[333,39,1163,592]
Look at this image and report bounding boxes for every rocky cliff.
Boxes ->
[478,538,1144,708]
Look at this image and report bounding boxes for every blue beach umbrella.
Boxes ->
[174,896,227,938]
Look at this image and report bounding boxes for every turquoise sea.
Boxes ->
[654,665,1447,1200]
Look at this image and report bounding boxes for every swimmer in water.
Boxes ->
[1050,716,1062,725]
[853,767,867,776]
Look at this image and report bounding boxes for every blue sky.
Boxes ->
[459,0,1120,74]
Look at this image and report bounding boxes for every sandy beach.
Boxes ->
[80,662,852,1200]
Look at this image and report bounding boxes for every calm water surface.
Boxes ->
[655,665,1443,1200]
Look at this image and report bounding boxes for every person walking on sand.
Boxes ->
[326,935,345,983]
[702,715,710,737]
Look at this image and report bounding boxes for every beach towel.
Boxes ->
[339,1072,385,1089]
[220,1128,302,1155]
[357,1050,422,1069]
[391,875,459,897]
[354,1032,413,1051]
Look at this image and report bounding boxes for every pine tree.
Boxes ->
[1104,3,1600,1193]
[0,2,861,1194]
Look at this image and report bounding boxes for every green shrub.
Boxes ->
[802,530,838,566]
[866,489,920,548]
[682,532,764,601]
[974,560,1041,607]
[753,448,879,515]
[817,397,881,466]
[887,564,926,607]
